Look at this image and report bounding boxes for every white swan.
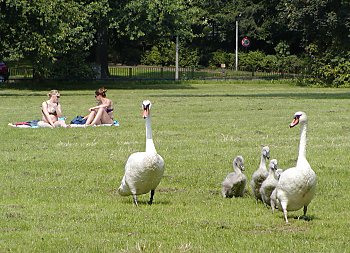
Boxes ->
[221,156,247,198]
[118,100,165,206]
[275,111,317,223]
[250,146,270,202]
[259,159,279,207]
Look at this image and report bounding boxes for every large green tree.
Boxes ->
[0,0,107,79]
[277,0,350,85]
[278,0,349,53]
[107,0,199,64]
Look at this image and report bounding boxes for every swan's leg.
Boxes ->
[303,205,308,216]
[281,201,289,223]
[132,194,138,206]
[262,195,268,208]
[298,205,309,220]
[148,190,155,205]
[270,199,275,213]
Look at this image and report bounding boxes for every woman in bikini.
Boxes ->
[38,90,69,128]
[84,87,114,126]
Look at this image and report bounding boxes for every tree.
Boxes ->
[0,0,106,79]
[108,0,199,64]
[278,0,350,85]
[277,0,349,54]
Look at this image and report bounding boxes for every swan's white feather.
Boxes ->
[117,100,165,205]
[118,152,164,196]
[276,162,316,211]
[275,111,317,222]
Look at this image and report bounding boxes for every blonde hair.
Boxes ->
[48,90,60,97]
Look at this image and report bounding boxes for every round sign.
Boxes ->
[241,37,250,47]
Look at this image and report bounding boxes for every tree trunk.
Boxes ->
[96,22,109,79]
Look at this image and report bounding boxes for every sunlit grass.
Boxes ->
[1,81,350,252]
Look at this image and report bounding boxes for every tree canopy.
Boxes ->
[0,0,349,85]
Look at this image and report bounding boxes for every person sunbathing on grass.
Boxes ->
[84,87,114,126]
[38,90,69,128]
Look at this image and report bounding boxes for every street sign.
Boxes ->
[241,36,250,47]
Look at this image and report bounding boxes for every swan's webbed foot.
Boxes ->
[296,215,311,221]
[296,206,311,221]
[148,190,155,205]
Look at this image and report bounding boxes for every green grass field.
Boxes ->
[1,80,350,252]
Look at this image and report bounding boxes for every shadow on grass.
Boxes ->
[293,214,317,222]
[119,199,171,206]
[154,92,350,100]
[1,80,194,91]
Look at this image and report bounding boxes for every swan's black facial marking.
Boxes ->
[262,147,270,159]
[290,113,302,128]
[270,159,278,171]
[142,100,152,118]
[234,156,245,171]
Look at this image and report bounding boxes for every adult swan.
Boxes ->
[118,100,165,206]
[275,111,317,223]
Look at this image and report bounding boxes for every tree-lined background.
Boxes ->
[0,0,349,86]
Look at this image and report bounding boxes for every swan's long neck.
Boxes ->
[145,115,157,153]
[234,165,241,174]
[260,155,267,169]
[297,122,307,165]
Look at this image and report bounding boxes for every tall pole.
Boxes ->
[235,20,238,71]
[175,36,179,80]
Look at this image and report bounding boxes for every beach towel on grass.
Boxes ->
[70,120,120,127]
[8,119,119,128]
[8,120,40,128]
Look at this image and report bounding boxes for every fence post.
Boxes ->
[128,67,132,78]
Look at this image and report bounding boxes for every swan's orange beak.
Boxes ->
[289,117,299,128]
[143,108,149,119]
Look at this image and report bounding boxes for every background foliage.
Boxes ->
[0,0,349,85]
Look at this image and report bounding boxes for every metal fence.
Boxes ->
[8,65,300,81]
[8,67,34,80]
[108,65,300,80]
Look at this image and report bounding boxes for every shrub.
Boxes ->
[239,51,266,71]
[261,55,278,72]
[318,57,350,87]
[208,50,234,68]
[141,41,199,67]
[50,51,96,80]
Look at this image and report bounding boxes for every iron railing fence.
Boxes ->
[7,65,306,81]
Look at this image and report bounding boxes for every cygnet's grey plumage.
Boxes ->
[250,146,270,202]
[260,159,279,207]
[222,156,247,198]
[275,111,317,223]
[270,168,284,211]
[276,169,284,179]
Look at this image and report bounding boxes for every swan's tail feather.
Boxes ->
[117,176,131,196]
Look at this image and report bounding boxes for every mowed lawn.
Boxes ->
[1,81,350,252]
